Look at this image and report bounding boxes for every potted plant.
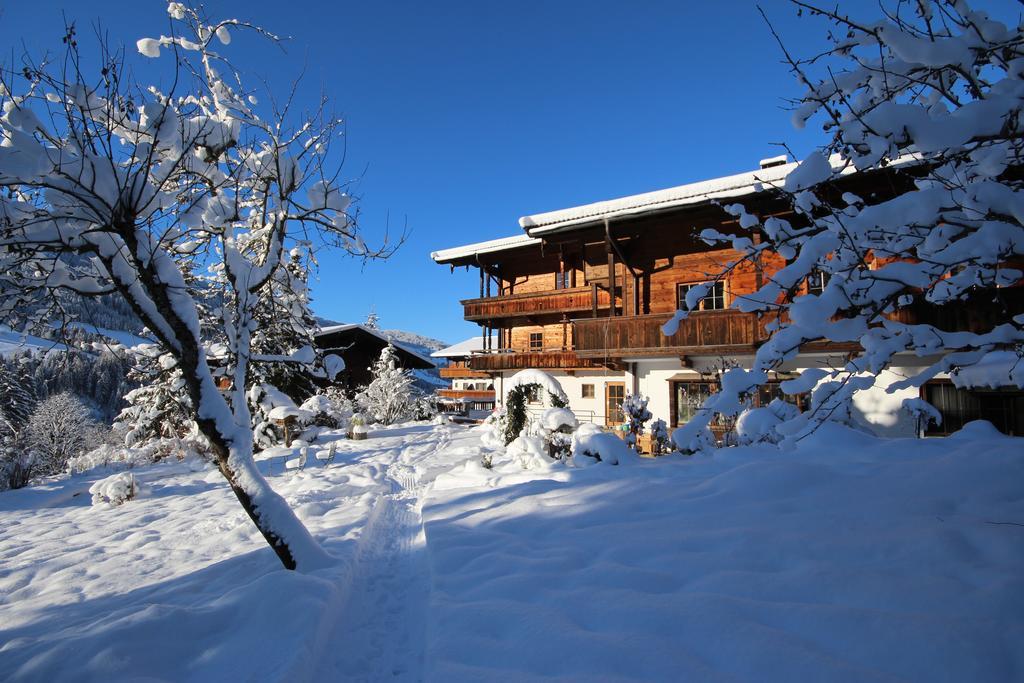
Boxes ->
[350,413,368,441]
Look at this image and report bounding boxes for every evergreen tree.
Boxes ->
[357,343,414,425]
[115,346,197,446]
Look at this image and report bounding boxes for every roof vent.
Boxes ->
[759,154,789,170]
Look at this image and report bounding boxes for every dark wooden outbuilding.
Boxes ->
[314,324,435,392]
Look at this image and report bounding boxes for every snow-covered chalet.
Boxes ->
[432,157,1024,439]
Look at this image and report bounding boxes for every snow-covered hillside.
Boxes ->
[1,421,1020,681]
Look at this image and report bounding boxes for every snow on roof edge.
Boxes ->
[431,234,540,264]
[431,335,497,358]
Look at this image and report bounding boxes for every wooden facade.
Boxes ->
[435,163,1020,375]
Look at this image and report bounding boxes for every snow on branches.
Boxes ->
[672,0,1024,448]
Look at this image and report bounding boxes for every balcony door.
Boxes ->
[604,382,626,427]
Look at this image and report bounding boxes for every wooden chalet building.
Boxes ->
[431,336,497,417]
[433,157,1024,437]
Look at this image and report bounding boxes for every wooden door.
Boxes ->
[604,382,625,427]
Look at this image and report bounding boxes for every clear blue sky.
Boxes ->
[3,1,852,343]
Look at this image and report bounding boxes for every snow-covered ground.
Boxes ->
[1,422,1022,682]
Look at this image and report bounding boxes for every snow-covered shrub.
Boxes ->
[571,422,634,465]
[620,394,652,450]
[527,407,578,460]
[734,399,800,446]
[89,472,142,507]
[675,425,716,456]
[508,434,554,470]
[357,343,415,425]
[902,397,942,437]
[650,419,672,455]
[411,393,440,421]
[67,437,211,475]
[25,392,102,475]
[479,409,507,450]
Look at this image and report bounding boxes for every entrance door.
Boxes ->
[605,382,626,427]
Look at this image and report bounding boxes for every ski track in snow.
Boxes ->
[311,428,450,682]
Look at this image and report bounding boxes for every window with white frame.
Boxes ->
[677,281,725,311]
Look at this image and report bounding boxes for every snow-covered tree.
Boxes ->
[0,359,38,439]
[25,392,100,475]
[0,7,396,569]
[364,309,380,330]
[670,0,1024,447]
[357,343,414,425]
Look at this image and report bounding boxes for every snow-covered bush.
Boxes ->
[507,434,554,470]
[902,397,942,437]
[25,392,103,476]
[620,394,652,450]
[650,419,672,455]
[357,344,415,425]
[89,472,142,507]
[411,393,440,421]
[527,407,578,460]
[571,422,634,465]
[734,399,800,446]
[67,437,211,475]
[675,425,717,456]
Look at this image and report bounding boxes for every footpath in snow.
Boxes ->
[1,421,1022,682]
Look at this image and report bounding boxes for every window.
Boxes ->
[806,270,830,295]
[555,271,571,290]
[581,384,595,399]
[526,386,541,404]
[923,382,1024,436]
[529,332,543,351]
[677,281,725,311]
[674,381,717,426]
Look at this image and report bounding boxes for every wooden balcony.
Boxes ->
[437,389,496,401]
[573,310,769,357]
[439,366,491,379]
[468,350,607,372]
[462,286,615,323]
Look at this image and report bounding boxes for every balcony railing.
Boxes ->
[439,366,492,379]
[437,389,496,401]
[462,286,614,322]
[573,310,769,356]
[468,350,606,372]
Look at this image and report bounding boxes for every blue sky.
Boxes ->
[2,1,846,343]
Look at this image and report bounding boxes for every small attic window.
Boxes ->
[759,154,788,169]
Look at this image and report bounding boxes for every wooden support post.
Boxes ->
[479,266,484,298]
[608,247,616,318]
[592,282,599,319]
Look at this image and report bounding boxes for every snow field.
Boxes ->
[0,421,1022,682]
[421,422,1024,682]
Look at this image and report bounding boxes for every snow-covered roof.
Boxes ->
[519,158,816,234]
[315,323,435,367]
[431,234,540,265]
[431,335,497,358]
